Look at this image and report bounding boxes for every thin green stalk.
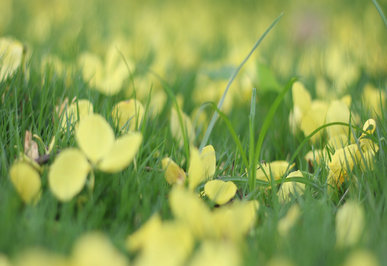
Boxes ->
[248,88,257,191]
[199,13,284,150]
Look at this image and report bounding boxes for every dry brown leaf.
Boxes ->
[24,130,39,160]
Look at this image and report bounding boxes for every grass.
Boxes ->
[1,0,387,265]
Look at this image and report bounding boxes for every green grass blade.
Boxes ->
[249,88,257,191]
[207,102,249,170]
[372,0,387,28]
[253,78,296,189]
[199,13,284,150]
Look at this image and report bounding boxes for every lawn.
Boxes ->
[0,0,386,265]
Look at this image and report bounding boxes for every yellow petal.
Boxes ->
[169,187,212,238]
[72,232,129,266]
[304,149,328,165]
[292,81,311,114]
[170,108,195,147]
[134,221,194,266]
[327,144,360,189]
[14,248,68,266]
[336,201,365,247]
[76,114,115,164]
[360,119,376,138]
[256,161,294,181]
[200,145,216,179]
[112,99,145,132]
[126,214,162,252]
[278,170,305,203]
[278,204,301,237]
[48,148,90,201]
[327,134,349,150]
[326,100,351,138]
[204,180,237,205]
[60,99,93,131]
[98,132,142,173]
[362,83,386,116]
[0,38,24,82]
[188,147,205,190]
[343,250,379,266]
[0,253,11,266]
[188,241,240,266]
[300,100,328,142]
[9,162,41,204]
[212,200,258,240]
[161,157,186,185]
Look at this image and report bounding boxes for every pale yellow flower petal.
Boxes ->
[343,250,379,266]
[336,201,365,248]
[60,99,93,131]
[360,119,376,138]
[0,253,11,266]
[98,132,142,173]
[256,161,294,181]
[278,204,300,237]
[71,232,129,266]
[212,200,258,240]
[200,145,216,179]
[169,187,212,238]
[134,221,194,266]
[278,171,305,203]
[9,162,41,204]
[14,248,68,266]
[188,241,240,266]
[0,38,24,82]
[188,147,205,190]
[292,81,311,114]
[170,108,195,147]
[48,148,90,201]
[327,144,360,189]
[76,114,115,164]
[161,157,186,185]
[126,214,162,252]
[326,100,351,138]
[204,180,237,205]
[112,99,145,132]
[300,100,328,142]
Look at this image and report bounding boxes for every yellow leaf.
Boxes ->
[76,114,114,164]
[112,99,145,132]
[48,148,90,201]
[278,170,305,203]
[204,180,237,205]
[188,147,205,190]
[161,157,186,185]
[326,100,350,138]
[336,201,365,248]
[200,145,216,179]
[10,162,41,204]
[169,187,212,238]
[126,214,162,252]
[98,132,142,173]
[188,241,240,266]
[256,161,294,181]
[71,232,129,266]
